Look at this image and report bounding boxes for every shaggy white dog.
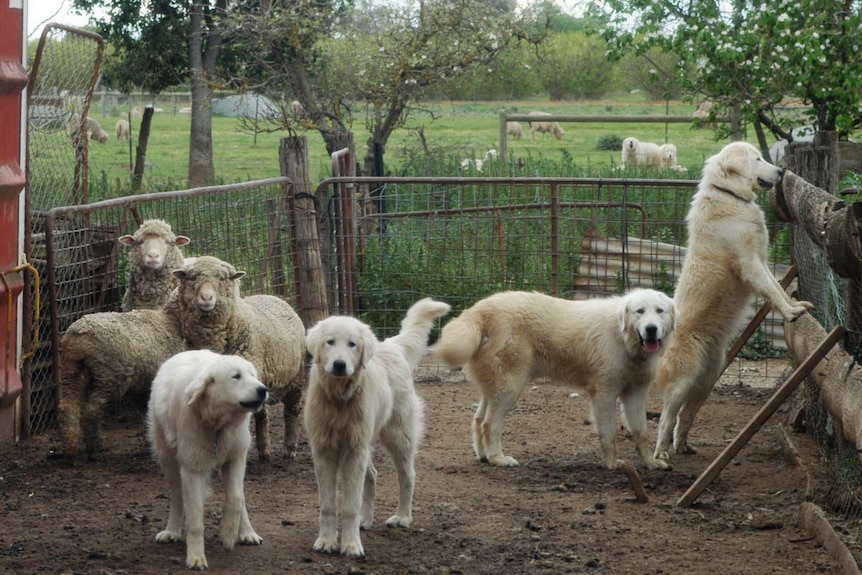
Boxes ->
[653,142,813,461]
[433,288,676,470]
[304,298,451,558]
[147,350,268,570]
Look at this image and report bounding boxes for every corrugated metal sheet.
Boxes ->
[575,229,788,350]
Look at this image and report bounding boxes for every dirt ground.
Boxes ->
[0,358,857,575]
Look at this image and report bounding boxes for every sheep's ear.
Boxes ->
[186,374,214,406]
[358,325,379,369]
[118,235,135,247]
[175,236,191,247]
[172,269,187,281]
[231,271,246,281]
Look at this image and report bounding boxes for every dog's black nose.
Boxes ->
[332,359,347,376]
[645,324,658,338]
[256,386,269,400]
[778,168,785,177]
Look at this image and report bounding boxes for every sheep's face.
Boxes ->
[173,257,246,314]
[119,225,190,271]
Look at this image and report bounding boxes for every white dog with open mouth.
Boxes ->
[147,349,268,570]
[433,288,676,471]
[304,298,451,558]
[653,142,813,461]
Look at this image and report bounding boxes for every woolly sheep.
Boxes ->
[118,219,191,311]
[506,121,524,139]
[172,256,306,460]
[58,297,184,463]
[528,111,565,141]
[66,115,110,145]
[115,118,130,141]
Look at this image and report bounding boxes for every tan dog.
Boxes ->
[654,142,813,461]
[433,289,676,470]
[304,298,451,558]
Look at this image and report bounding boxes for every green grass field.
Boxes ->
[82,95,806,192]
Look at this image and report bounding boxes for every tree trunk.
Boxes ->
[186,1,225,187]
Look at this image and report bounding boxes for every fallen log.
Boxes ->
[782,298,862,459]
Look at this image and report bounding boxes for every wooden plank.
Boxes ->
[677,324,846,508]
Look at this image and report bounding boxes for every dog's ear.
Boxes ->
[618,299,631,334]
[305,322,322,362]
[721,145,752,178]
[665,295,678,332]
[358,325,379,370]
[186,374,215,406]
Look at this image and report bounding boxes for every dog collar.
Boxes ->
[713,184,752,202]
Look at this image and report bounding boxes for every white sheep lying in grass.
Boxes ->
[119,219,190,311]
[172,256,306,460]
[58,298,185,463]
[528,111,565,141]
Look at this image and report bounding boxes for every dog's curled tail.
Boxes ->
[389,298,451,372]
[431,308,483,368]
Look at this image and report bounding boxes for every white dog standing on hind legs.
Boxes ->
[304,298,451,558]
[147,349,267,570]
[653,141,813,462]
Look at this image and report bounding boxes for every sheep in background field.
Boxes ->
[507,121,524,139]
[58,298,185,463]
[115,119,130,141]
[118,219,191,312]
[290,100,305,119]
[528,111,565,141]
[67,115,110,145]
[172,256,306,460]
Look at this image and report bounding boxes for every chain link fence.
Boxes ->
[26,179,294,435]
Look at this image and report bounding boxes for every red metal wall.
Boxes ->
[0,0,27,445]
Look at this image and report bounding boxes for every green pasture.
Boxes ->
[82,96,773,193]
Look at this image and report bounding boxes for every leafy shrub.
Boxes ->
[596,133,623,151]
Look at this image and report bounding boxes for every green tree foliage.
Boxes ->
[72,0,231,186]
[234,0,546,175]
[618,46,683,101]
[601,0,862,139]
[533,31,613,100]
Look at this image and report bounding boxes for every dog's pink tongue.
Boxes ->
[643,340,660,353]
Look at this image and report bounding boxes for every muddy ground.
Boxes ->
[0,358,858,575]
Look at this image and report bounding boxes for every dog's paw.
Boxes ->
[645,458,671,471]
[236,530,263,547]
[488,454,519,467]
[654,448,671,461]
[185,553,208,570]
[341,541,365,558]
[676,443,697,455]
[385,514,412,528]
[155,529,183,544]
[313,536,338,554]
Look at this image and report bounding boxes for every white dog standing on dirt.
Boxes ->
[147,349,268,570]
[304,298,451,558]
[433,288,676,471]
[653,142,813,461]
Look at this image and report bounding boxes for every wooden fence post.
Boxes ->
[280,136,328,328]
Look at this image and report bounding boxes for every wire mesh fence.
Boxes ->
[318,175,794,390]
[26,179,294,435]
[27,24,104,209]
